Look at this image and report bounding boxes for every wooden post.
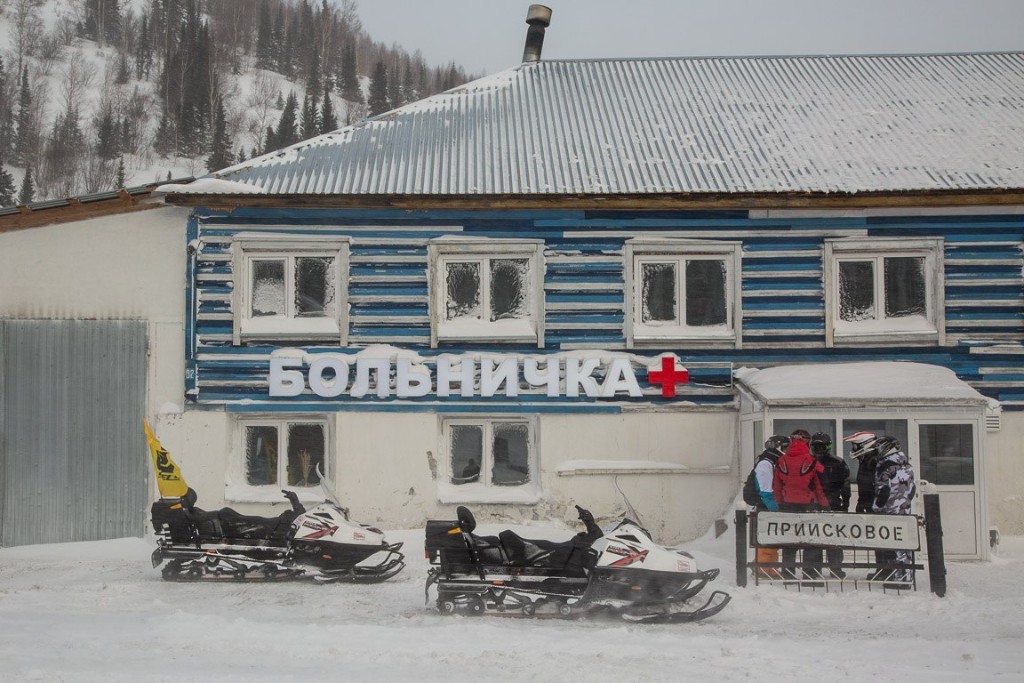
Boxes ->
[923,493,947,597]
[735,509,748,588]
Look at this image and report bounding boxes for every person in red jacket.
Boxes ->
[773,438,829,584]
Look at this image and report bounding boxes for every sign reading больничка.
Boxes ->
[755,512,921,550]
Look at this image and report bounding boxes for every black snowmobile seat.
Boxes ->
[184,505,296,541]
[499,530,571,567]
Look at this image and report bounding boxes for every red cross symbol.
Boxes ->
[647,356,689,398]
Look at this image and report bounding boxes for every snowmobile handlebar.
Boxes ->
[575,505,602,540]
[281,490,306,514]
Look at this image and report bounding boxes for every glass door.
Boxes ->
[916,421,980,557]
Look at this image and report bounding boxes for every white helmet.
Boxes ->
[843,431,878,459]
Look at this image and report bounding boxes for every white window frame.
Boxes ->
[227,415,334,503]
[232,233,350,345]
[824,237,944,347]
[437,415,541,505]
[624,238,743,349]
[428,238,545,348]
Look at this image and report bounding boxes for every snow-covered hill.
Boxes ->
[0,0,474,205]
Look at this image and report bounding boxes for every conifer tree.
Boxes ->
[135,14,152,80]
[18,165,34,204]
[273,91,299,149]
[153,109,176,157]
[307,44,322,108]
[15,67,38,166]
[319,84,338,134]
[206,94,234,171]
[339,43,360,103]
[96,107,119,160]
[0,56,12,158]
[368,61,390,116]
[115,52,131,85]
[386,60,403,110]
[255,2,274,70]
[84,0,123,46]
[115,157,125,188]
[0,161,15,207]
[40,104,86,197]
[300,92,318,139]
[273,4,287,74]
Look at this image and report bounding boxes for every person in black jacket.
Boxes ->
[846,431,880,513]
[810,432,851,578]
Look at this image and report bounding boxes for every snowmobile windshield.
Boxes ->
[601,519,625,535]
[606,518,652,538]
[315,464,343,508]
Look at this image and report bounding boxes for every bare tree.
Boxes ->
[9,0,45,75]
[59,52,97,115]
[245,69,278,151]
[34,28,67,78]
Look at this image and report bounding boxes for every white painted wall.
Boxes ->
[154,409,739,545]
[986,413,1024,537]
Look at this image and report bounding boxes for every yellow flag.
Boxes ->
[144,420,189,498]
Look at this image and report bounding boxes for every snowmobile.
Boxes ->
[424,504,730,623]
[150,478,405,583]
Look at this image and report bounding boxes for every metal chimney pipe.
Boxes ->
[522,5,553,63]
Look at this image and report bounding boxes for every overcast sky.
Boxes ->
[354,0,1024,75]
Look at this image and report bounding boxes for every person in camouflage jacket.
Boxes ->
[872,437,916,584]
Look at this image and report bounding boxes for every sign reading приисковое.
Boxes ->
[755,511,921,551]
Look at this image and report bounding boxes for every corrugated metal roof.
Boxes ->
[169,53,1024,197]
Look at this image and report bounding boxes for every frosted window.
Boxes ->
[295,257,335,317]
[492,422,530,486]
[885,257,926,318]
[490,259,528,321]
[839,260,875,322]
[286,423,325,487]
[245,425,278,485]
[446,262,481,320]
[252,260,285,317]
[642,262,677,322]
[450,425,483,485]
[686,260,727,326]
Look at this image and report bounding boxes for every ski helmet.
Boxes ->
[843,431,878,459]
[873,436,901,457]
[764,435,791,456]
[809,432,832,457]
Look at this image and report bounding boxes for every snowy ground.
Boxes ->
[1,522,1022,682]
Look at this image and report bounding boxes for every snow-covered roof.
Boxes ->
[734,362,990,407]
[161,53,1024,198]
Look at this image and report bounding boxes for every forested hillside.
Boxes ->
[0,0,477,206]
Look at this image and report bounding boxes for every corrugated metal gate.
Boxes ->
[0,320,148,546]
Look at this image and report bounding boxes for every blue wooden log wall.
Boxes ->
[185,208,1024,412]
